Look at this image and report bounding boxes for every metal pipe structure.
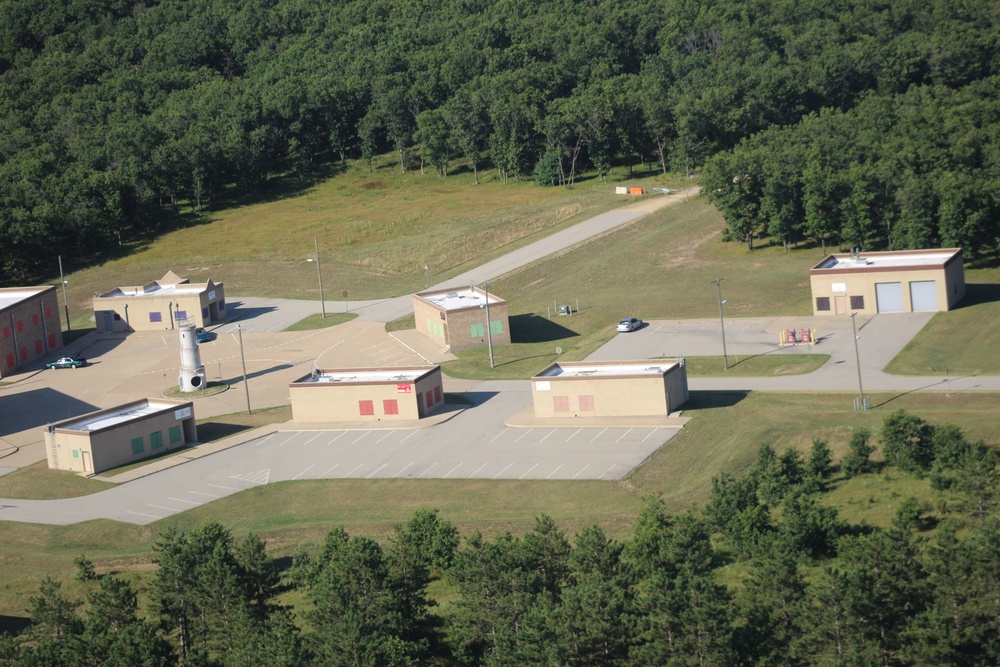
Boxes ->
[483,282,495,369]
[58,255,70,331]
[711,278,729,370]
[308,237,327,318]
[851,312,867,411]
[238,324,252,414]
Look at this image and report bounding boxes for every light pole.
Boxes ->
[851,313,867,411]
[238,324,251,415]
[58,255,70,331]
[482,281,495,369]
[306,237,326,318]
[711,278,728,370]
[424,264,429,289]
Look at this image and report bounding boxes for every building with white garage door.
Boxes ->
[809,248,965,316]
[44,398,197,474]
[289,366,444,422]
[531,360,689,418]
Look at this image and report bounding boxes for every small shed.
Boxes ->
[809,248,965,316]
[289,366,444,422]
[93,271,226,332]
[44,399,197,474]
[412,286,510,352]
[530,360,689,418]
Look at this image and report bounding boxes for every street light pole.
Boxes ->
[424,264,429,289]
[711,278,729,370]
[238,324,252,415]
[851,312,867,411]
[308,237,326,318]
[58,255,70,331]
[483,282,495,369]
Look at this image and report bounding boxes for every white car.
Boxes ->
[617,317,643,332]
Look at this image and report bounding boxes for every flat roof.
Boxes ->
[96,284,208,299]
[813,248,960,271]
[417,287,502,311]
[536,362,679,378]
[293,366,438,385]
[0,286,52,311]
[57,400,188,432]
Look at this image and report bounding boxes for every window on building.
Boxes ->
[218,299,225,310]
[169,426,182,443]
[113,313,121,321]
[19,347,27,361]
[150,431,163,449]
[426,391,434,409]
[131,437,144,455]
[149,312,162,323]
[383,399,399,415]
[470,322,485,338]
[816,297,831,311]
[5,353,14,368]
[15,320,23,332]
[554,396,569,412]
[31,314,39,325]
[48,334,56,348]
[176,310,187,321]
[45,307,52,318]
[434,386,442,403]
[34,340,42,354]
[202,307,209,319]
[850,295,865,309]
[490,319,503,335]
[72,450,79,458]
[580,395,595,411]
[2,326,8,338]
[359,400,374,416]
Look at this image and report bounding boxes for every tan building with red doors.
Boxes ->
[289,366,445,422]
[1,286,64,378]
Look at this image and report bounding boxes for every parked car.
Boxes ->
[195,328,216,343]
[47,355,87,369]
[617,317,643,332]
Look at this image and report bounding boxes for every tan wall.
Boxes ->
[290,371,444,422]
[45,403,196,474]
[809,266,957,316]
[445,303,511,352]
[1,287,64,378]
[93,283,226,332]
[532,375,670,418]
[413,296,450,348]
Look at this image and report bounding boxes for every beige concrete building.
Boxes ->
[531,360,689,418]
[1,286,64,378]
[93,271,227,333]
[412,286,510,352]
[44,398,196,474]
[809,248,965,316]
[289,366,444,422]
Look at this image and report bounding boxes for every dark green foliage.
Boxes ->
[72,554,96,582]
[778,492,845,558]
[881,409,936,473]
[704,472,773,557]
[805,438,833,491]
[841,427,875,478]
[532,150,560,186]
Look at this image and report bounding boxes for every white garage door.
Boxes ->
[875,282,903,313]
[909,280,938,311]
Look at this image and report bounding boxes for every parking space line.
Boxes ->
[545,464,564,479]
[599,465,616,479]
[208,483,243,491]
[301,433,324,447]
[148,504,181,512]
[292,464,315,480]
[564,428,583,442]
[327,431,347,444]
[167,497,202,505]
[641,429,659,443]
[468,463,488,478]
[417,463,438,478]
[365,463,388,478]
[400,431,418,443]
[342,463,363,477]
[255,433,277,447]
[540,429,557,442]
[187,491,220,498]
[127,510,162,519]
[490,428,509,443]
[615,428,634,443]
[351,431,371,444]
[571,464,590,479]
[590,428,608,443]
[376,431,394,443]
[515,428,534,442]
[492,463,513,479]
[276,432,300,447]
[518,463,539,479]
[395,462,414,477]
[320,464,339,477]
[443,463,463,478]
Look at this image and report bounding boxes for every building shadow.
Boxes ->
[953,283,1000,309]
[510,314,579,344]
[224,301,278,322]
[453,391,498,408]
[0,388,99,438]
[683,390,750,410]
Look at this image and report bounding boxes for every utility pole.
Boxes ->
[483,282,495,369]
[238,324,252,414]
[711,278,728,370]
[851,313,867,411]
[58,255,70,331]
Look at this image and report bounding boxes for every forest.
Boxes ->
[1,0,999,284]
[1,409,998,666]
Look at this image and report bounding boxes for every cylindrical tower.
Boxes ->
[178,325,207,392]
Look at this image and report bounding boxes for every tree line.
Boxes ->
[2,408,998,666]
[2,0,997,284]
